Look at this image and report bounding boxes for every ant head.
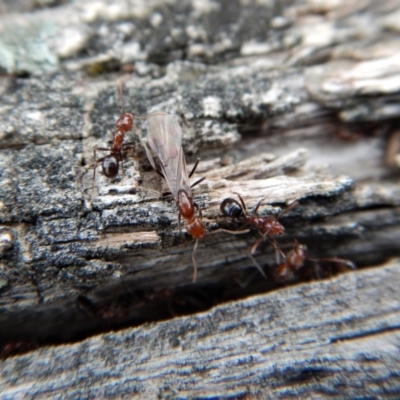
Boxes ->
[102,155,119,178]
[116,113,133,133]
[220,198,244,218]
[186,218,206,240]
[288,240,307,270]
[273,262,294,282]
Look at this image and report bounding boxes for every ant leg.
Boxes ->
[94,147,112,155]
[156,169,166,180]
[194,203,202,219]
[273,239,281,264]
[252,198,265,214]
[118,149,124,178]
[92,165,98,198]
[210,228,250,235]
[122,140,136,146]
[266,237,286,260]
[118,80,125,112]
[93,147,112,180]
[308,257,356,271]
[250,236,265,255]
[235,270,259,288]
[76,295,98,318]
[192,239,199,282]
[178,212,183,237]
[92,155,108,197]
[190,176,206,188]
[121,141,136,154]
[232,192,247,214]
[277,200,299,219]
[250,234,285,258]
[135,112,166,121]
[248,254,267,277]
[189,158,201,178]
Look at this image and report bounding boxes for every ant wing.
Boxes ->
[147,113,191,199]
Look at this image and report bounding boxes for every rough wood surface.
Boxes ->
[1,261,399,398]
[0,0,400,397]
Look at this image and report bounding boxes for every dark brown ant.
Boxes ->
[220,193,297,255]
[272,239,356,282]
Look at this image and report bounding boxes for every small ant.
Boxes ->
[92,83,137,192]
[272,239,307,281]
[272,239,356,282]
[220,193,297,255]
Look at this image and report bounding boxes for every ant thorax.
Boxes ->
[111,131,125,152]
[243,215,283,236]
[116,113,133,133]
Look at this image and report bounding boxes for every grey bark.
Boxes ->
[1,262,400,398]
[0,0,399,397]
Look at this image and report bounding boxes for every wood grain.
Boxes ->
[0,0,399,397]
[1,261,399,398]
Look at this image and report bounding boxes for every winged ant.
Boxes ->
[143,113,247,282]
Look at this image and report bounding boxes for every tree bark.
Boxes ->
[0,0,399,397]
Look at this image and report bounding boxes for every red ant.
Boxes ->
[92,83,137,195]
[92,84,135,180]
[143,113,246,282]
[272,239,308,281]
[272,239,356,282]
[220,193,297,255]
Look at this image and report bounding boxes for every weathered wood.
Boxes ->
[0,0,400,397]
[1,261,399,398]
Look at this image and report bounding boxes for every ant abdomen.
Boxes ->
[220,198,244,218]
[186,218,206,240]
[102,155,119,178]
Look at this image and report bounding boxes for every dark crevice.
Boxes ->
[0,255,393,359]
[330,325,400,344]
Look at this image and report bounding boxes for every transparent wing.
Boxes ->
[146,113,191,199]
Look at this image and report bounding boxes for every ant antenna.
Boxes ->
[192,239,199,283]
[277,200,298,219]
[118,80,126,114]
